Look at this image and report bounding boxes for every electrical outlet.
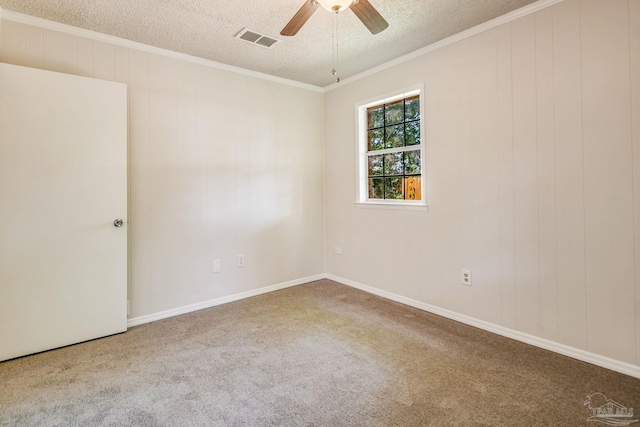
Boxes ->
[461,269,472,286]
[213,259,221,273]
[334,246,343,255]
[237,254,245,268]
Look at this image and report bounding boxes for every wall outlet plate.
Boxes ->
[461,269,472,286]
[213,259,221,273]
[237,254,245,268]
[334,246,343,255]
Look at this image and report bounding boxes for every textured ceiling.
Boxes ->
[0,0,539,87]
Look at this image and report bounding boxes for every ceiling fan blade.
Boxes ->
[350,0,389,35]
[281,0,321,36]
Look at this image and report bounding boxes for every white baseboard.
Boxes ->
[126,272,640,379]
[127,274,325,327]
[325,274,640,380]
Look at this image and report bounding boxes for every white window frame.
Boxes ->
[355,84,427,209]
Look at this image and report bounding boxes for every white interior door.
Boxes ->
[0,62,128,362]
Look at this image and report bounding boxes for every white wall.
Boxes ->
[0,18,325,319]
[324,0,640,367]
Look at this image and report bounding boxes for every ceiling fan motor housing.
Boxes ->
[315,0,354,13]
[281,0,386,37]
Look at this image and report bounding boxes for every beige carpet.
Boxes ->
[1,279,639,426]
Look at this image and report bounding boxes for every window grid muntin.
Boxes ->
[366,96,421,201]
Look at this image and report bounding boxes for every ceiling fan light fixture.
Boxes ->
[315,0,353,13]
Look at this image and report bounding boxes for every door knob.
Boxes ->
[113,219,124,227]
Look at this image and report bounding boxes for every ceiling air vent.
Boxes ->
[235,28,280,49]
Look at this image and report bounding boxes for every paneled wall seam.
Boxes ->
[534,6,558,342]
[127,46,132,312]
[146,51,151,310]
[551,9,560,344]
[509,22,518,332]
[496,31,504,328]
[628,0,639,365]
[578,0,588,353]
[534,12,542,338]
[470,41,477,320]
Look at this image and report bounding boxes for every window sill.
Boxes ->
[354,202,429,212]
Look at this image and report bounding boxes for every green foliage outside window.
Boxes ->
[366,95,422,201]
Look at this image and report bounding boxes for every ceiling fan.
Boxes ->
[281,0,389,36]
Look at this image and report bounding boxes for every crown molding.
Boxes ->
[0,8,324,93]
[0,0,565,93]
[323,0,566,92]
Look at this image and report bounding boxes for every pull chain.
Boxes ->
[331,11,340,83]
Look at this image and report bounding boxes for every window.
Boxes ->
[356,86,425,207]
